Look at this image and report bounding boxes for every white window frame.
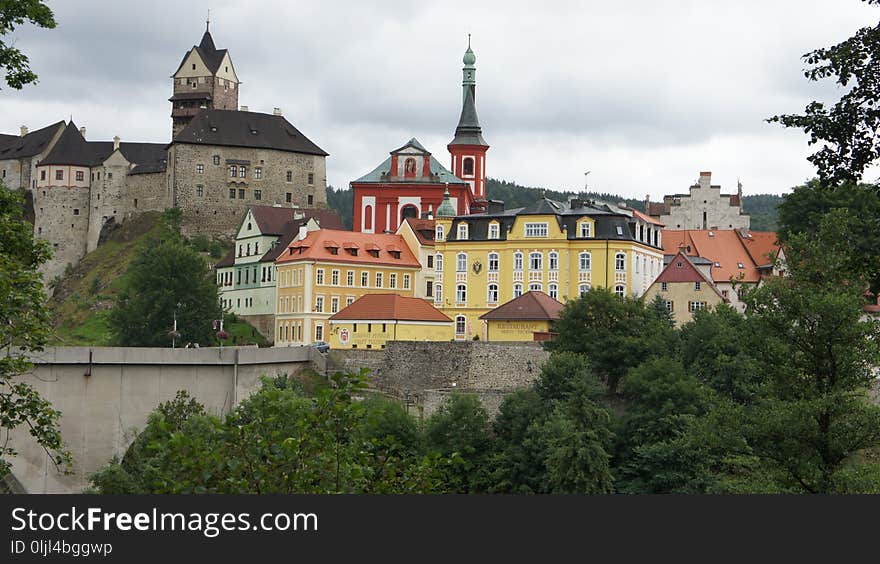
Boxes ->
[549,252,558,271]
[456,284,467,304]
[488,223,499,240]
[514,252,523,271]
[529,252,543,271]
[579,252,591,271]
[524,222,548,237]
[487,283,499,304]
[488,252,499,272]
[456,252,468,272]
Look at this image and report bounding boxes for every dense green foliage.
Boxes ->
[108,209,222,347]
[0,0,55,89]
[0,185,71,476]
[326,186,353,229]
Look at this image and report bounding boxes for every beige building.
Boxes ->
[644,250,727,326]
[647,171,749,230]
[0,121,66,191]
[395,217,437,300]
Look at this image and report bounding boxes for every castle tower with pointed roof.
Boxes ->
[170,20,241,137]
[448,36,489,201]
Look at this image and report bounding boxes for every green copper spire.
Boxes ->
[437,184,456,217]
[462,34,476,104]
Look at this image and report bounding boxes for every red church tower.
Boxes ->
[350,38,489,233]
[448,35,489,202]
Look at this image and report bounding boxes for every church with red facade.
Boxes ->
[350,39,489,233]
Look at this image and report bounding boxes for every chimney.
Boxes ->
[699,171,711,189]
[79,126,86,138]
[20,125,28,136]
[570,198,584,209]
[240,105,249,112]
[273,107,282,116]
[297,225,308,241]
[113,136,120,151]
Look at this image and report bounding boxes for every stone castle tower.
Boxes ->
[170,21,241,137]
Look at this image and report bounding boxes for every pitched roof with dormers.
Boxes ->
[329,294,452,323]
[736,230,781,268]
[173,30,230,77]
[653,251,727,300]
[662,229,774,283]
[479,291,565,321]
[276,228,422,268]
[39,122,167,171]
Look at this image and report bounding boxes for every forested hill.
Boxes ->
[325,178,783,231]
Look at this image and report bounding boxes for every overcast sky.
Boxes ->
[2,0,878,199]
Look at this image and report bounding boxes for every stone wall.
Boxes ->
[329,341,550,417]
[241,313,277,342]
[168,143,328,239]
[7,346,315,494]
[124,171,167,217]
[33,185,91,283]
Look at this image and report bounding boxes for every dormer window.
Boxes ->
[737,262,744,269]
[616,226,624,236]
[436,225,445,241]
[369,250,379,258]
[579,222,591,238]
[457,223,468,240]
[488,223,499,240]
[390,251,401,259]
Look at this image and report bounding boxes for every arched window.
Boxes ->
[529,282,542,292]
[435,253,443,272]
[548,283,558,300]
[401,204,419,221]
[513,283,523,298]
[404,157,417,177]
[436,224,444,241]
[514,252,523,271]
[615,252,626,271]
[435,284,443,304]
[364,205,373,231]
[579,284,591,296]
[455,315,466,338]
[487,283,498,304]
[548,252,559,271]
[529,252,543,271]
[456,252,467,272]
[614,285,625,298]
[488,252,499,272]
[579,252,591,271]
[456,284,467,304]
[463,157,474,176]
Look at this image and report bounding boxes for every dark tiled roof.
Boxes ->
[392,138,429,154]
[0,133,18,148]
[0,121,65,160]
[169,92,214,102]
[449,87,487,146]
[173,30,229,77]
[214,249,236,268]
[172,109,328,156]
[403,217,435,246]
[40,123,167,171]
[480,291,564,321]
[248,205,343,236]
[253,208,345,264]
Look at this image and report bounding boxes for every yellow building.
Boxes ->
[434,193,665,340]
[274,229,422,345]
[328,294,452,349]
[479,291,564,342]
[644,250,726,326]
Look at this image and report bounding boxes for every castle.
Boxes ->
[0,22,328,282]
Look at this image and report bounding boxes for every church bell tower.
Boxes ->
[448,35,490,201]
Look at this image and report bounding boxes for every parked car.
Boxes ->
[313,341,330,353]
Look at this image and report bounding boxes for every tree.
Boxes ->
[486,389,548,493]
[0,185,71,477]
[109,213,222,346]
[534,351,601,403]
[769,1,880,186]
[546,287,677,393]
[0,0,55,89]
[424,393,493,493]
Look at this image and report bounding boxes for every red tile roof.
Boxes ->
[402,218,436,246]
[630,207,665,226]
[276,229,422,268]
[654,251,726,300]
[480,291,565,321]
[329,294,451,322]
[662,229,762,283]
[736,230,780,267]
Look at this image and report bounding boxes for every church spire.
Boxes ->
[450,37,486,147]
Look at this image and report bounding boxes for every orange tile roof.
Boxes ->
[630,207,665,226]
[329,294,452,322]
[276,229,422,268]
[662,229,761,283]
[736,230,781,267]
[480,291,565,321]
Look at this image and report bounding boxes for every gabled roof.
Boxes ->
[173,30,230,76]
[0,121,65,160]
[480,291,564,321]
[246,206,343,236]
[401,217,436,246]
[276,229,421,268]
[329,294,451,323]
[351,152,466,184]
[653,251,726,300]
[392,137,430,154]
[0,133,17,148]
[629,207,664,226]
[172,109,328,156]
[662,229,762,283]
[39,123,167,171]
